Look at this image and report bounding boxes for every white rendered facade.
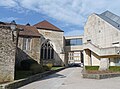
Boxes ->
[83,11,120,66]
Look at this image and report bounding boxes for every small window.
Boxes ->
[23,38,31,50]
[112,42,119,47]
[87,39,91,42]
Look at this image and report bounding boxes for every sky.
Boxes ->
[0,0,120,36]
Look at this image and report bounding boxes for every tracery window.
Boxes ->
[41,41,54,60]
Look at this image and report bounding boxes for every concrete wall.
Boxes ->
[84,14,120,48]
[37,29,65,66]
[83,50,91,65]
[91,52,100,66]
[84,13,120,66]
[0,27,15,82]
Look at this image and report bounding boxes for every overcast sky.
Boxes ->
[0,0,120,36]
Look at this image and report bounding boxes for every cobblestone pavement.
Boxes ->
[19,67,120,89]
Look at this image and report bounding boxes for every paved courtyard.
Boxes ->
[19,67,120,89]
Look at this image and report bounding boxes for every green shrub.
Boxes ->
[109,66,120,72]
[85,66,99,70]
[51,67,63,70]
[21,59,38,70]
[45,63,53,70]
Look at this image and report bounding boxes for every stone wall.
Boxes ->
[38,29,64,66]
[0,27,15,82]
[16,37,41,66]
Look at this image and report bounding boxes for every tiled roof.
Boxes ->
[97,11,120,30]
[17,25,41,37]
[0,22,41,37]
[34,20,64,32]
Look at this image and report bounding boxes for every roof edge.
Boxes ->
[36,27,64,32]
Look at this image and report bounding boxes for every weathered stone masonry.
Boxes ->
[0,27,16,82]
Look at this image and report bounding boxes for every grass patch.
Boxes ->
[85,66,99,71]
[109,66,120,72]
[85,66,120,74]
[51,67,63,70]
[15,70,33,80]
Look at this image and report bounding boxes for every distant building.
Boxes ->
[65,35,83,65]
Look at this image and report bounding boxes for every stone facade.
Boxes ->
[84,11,120,66]
[16,36,41,67]
[38,29,65,66]
[0,27,15,82]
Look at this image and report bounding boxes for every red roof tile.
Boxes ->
[0,22,41,37]
[17,25,41,37]
[34,20,64,32]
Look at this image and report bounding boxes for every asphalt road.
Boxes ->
[19,67,120,89]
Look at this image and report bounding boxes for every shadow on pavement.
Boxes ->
[40,73,66,81]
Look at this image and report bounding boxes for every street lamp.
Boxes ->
[10,20,16,31]
[10,20,23,42]
[10,20,17,42]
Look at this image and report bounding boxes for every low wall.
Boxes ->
[0,68,65,89]
[82,73,120,79]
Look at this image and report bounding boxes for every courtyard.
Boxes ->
[19,67,120,89]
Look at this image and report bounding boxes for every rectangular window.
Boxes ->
[27,38,31,50]
[66,38,83,46]
[112,42,119,47]
[114,58,120,63]
[87,39,91,42]
[23,38,31,50]
[23,38,27,50]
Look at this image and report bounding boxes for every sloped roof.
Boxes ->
[17,25,41,37]
[0,22,41,37]
[34,20,64,32]
[97,11,120,30]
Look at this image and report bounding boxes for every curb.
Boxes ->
[0,68,65,89]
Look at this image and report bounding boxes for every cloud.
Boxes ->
[0,0,120,27]
[0,17,19,22]
[0,0,17,8]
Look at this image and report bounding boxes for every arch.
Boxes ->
[40,39,54,60]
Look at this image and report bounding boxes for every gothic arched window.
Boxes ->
[41,41,54,60]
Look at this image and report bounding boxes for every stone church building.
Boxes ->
[0,20,83,82]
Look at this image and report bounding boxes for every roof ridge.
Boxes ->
[34,20,64,32]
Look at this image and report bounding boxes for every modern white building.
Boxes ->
[83,11,120,66]
[65,35,83,65]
